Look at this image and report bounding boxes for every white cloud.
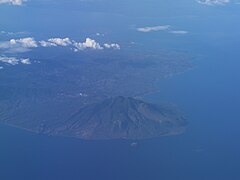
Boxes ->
[40,38,73,47]
[197,0,230,5]
[136,25,189,36]
[0,37,38,53]
[103,43,120,49]
[40,37,118,51]
[20,58,31,64]
[39,40,57,47]
[0,56,31,65]
[73,38,103,50]
[96,33,105,36]
[0,66,3,70]
[170,30,189,34]
[0,37,120,53]
[0,0,26,6]
[48,38,72,46]
[137,25,170,32]
[10,37,38,48]
[0,30,27,36]
[0,57,18,65]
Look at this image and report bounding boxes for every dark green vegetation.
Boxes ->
[0,49,191,139]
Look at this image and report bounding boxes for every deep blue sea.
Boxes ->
[1,41,240,180]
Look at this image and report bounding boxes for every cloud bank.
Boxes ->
[170,30,189,34]
[0,31,27,36]
[0,37,38,53]
[0,37,120,69]
[137,25,170,32]
[103,43,120,49]
[0,0,26,6]
[10,37,38,48]
[73,38,103,51]
[0,56,31,65]
[136,25,189,35]
[48,38,72,47]
[0,37,120,53]
[197,0,230,5]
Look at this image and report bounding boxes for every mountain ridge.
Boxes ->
[55,96,187,140]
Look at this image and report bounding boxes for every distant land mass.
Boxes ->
[0,49,191,139]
